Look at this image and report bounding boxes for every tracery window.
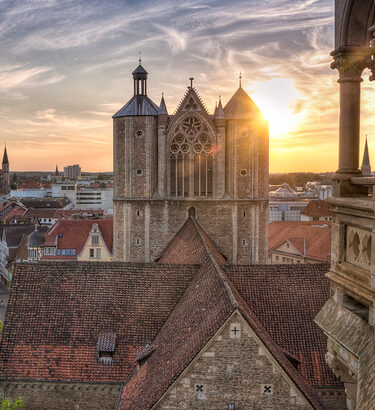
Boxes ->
[169,115,213,197]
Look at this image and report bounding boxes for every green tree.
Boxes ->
[0,397,23,409]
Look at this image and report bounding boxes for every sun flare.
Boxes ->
[249,78,302,138]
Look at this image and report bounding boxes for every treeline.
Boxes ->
[270,172,334,188]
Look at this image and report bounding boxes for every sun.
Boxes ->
[249,78,302,138]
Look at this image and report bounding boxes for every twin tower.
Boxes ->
[113,61,269,264]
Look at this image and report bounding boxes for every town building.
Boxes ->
[300,200,333,222]
[27,219,113,262]
[269,200,309,222]
[64,164,81,179]
[113,64,269,264]
[268,221,331,264]
[0,224,46,285]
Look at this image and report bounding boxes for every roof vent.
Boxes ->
[97,332,116,365]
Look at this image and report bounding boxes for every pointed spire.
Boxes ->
[2,145,8,166]
[361,136,371,175]
[55,164,59,176]
[215,95,225,120]
[158,92,168,115]
[213,101,218,116]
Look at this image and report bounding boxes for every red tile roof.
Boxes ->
[0,262,198,383]
[0,217,338,410]
[43,219,113,257]
[119,218,327,409]
[269,221,331,262]
[224,264,338,388]
[301,200,332,218]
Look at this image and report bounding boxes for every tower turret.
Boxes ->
[361,136,371,175]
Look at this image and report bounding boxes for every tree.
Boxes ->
[0,398,23,409]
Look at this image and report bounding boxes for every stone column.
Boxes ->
[331,47,370,197]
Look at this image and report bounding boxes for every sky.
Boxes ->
[0,0,374,172]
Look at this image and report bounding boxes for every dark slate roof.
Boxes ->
[119,217,326,410]
[0,262,198,383]
[132,64,148,76]
[224,86,261,119]
[20,197,70,209]
[224,263,340,388]
[97,332,116,352]
[113,95,159,117]
[27,227,45,247]
[3,224,46,247]
[2,147,8,165]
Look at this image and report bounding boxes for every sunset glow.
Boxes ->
[251,78,302,138]
[0,0,372,173]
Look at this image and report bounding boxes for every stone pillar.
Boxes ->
[158,114,168,197]
[215,118,226,198]
[331,47,370,197]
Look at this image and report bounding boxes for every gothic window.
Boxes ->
[169,115,214,198]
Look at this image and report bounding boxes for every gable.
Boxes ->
[155,311,312,409]
[168,88,216,139]
[272,240,304,257]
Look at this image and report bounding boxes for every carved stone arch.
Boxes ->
[337,0,374,47]
[167,112,217,146]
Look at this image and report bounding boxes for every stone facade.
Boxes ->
[314,1,375,409]
[113,67,268,264]
[0,381,121,410]
[155,311,311,409]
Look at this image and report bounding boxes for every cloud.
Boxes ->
[0,64,64,90]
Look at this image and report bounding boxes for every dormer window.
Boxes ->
[92,235,99,246]
[97,332,116,365]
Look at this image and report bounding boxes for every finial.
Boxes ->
[139,51,141,65]
[239,73,242,88]
[189,77,194,88]
[162,92,164,97]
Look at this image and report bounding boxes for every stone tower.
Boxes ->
[2,146,9,192]
[113,62,269,263]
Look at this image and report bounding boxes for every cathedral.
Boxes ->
[113,61,269,264]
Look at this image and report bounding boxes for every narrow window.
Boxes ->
[136,238,140,245]
[92,235,99,246]
[96,248,101,259]
[90,248,94,258]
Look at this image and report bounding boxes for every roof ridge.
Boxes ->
[191,217,238,308]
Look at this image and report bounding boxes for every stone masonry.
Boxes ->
[155,311,311,409]
[113,65,269,264]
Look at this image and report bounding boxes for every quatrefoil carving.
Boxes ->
[346,226,372,269]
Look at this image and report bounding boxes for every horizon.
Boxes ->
[1,0,373,173]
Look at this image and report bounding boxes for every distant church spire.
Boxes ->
[55,164,59,176]
[361,136,371,175]
[2,144,8,166]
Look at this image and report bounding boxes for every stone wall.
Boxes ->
[114,199,268,264]
[0,381,121,410]
[314,388,347,410]
[155,311,312,409]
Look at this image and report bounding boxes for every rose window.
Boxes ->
[182,115,202,137]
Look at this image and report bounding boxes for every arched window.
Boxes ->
[169,115,214,198]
